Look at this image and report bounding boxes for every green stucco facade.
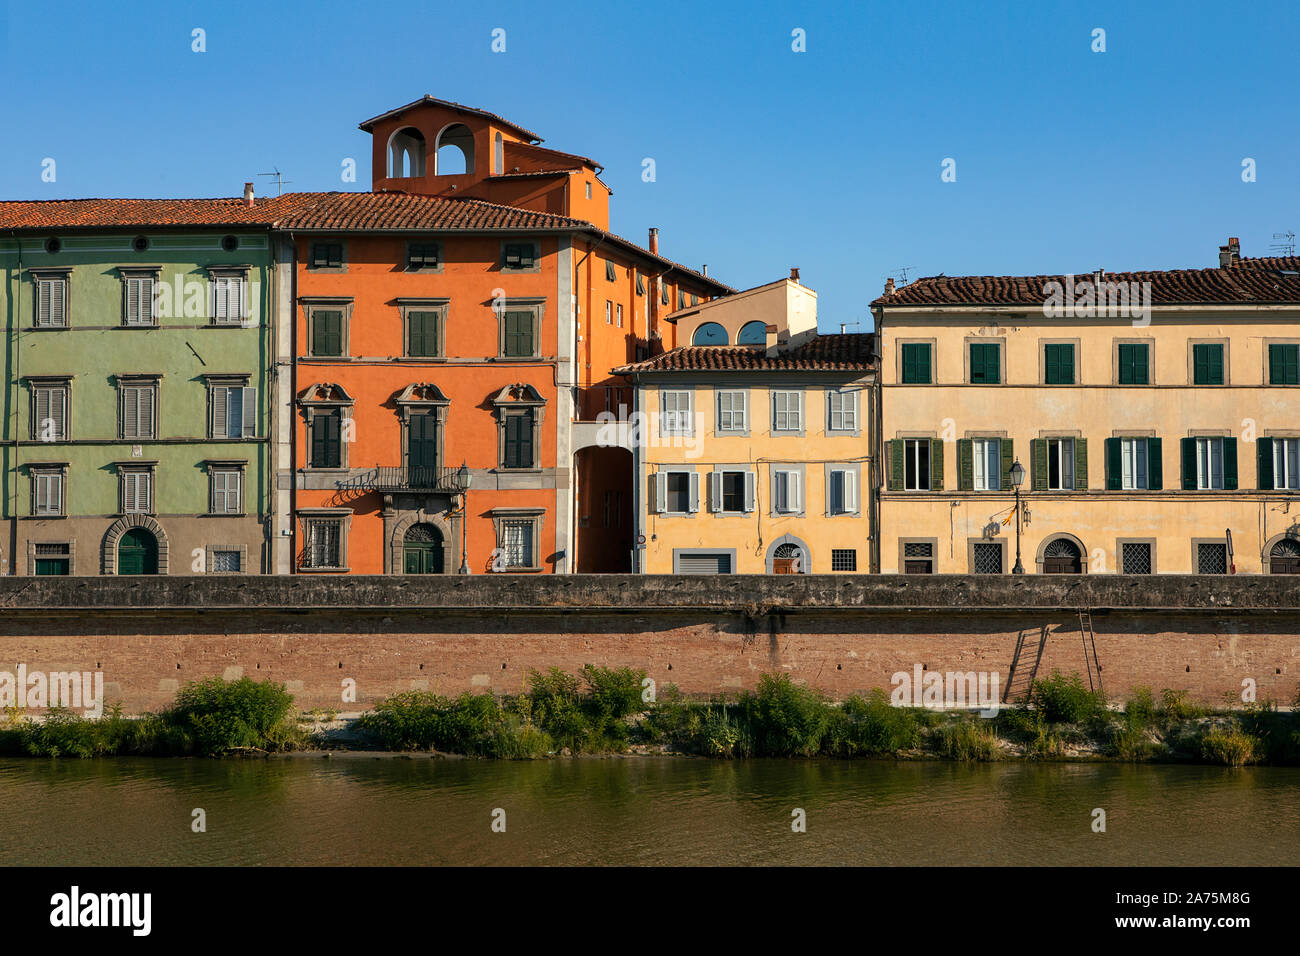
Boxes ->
[0,230,275,575]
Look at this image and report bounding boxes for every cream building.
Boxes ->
[871,239,1300,575]
[615,276,878,574]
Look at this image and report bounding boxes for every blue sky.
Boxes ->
[2,0,1297,331]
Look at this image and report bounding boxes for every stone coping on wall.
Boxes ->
[0,574,1297,614]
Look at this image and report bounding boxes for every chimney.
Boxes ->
[243,182,255,208]
[764,323,780,358]
[702,264,708,276]
[648,227,659,255]
[790,267,800,283]
[884,277,895,295]
[1219,236,1241,267]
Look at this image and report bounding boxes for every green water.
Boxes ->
[1,757,1296,866]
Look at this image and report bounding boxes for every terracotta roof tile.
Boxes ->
[358,96,542,142]
[0,193,320,230]
[613,334,877,375]
[277,191,587,231]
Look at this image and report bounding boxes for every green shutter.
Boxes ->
[1181,438,1196,489]
[1031,439,1047,491]
[1269,344,1299,385]
[1105,437,1121,490]
[902,343,931,384]
[1194,344,1224,384]
[1045,344,1074,384]
[1075,438,1088,490]
[314,310,342,356]
[888,440,903,490]
[970,342,1000,384]
[957,439,973,491]
[1223,437,1238,490]
[409,311,438,357]
[1000,439,1014,489]
[1258,437,1275,490]
[930,440,944,491]
[1147,437,1162,490]
[1118,343,1149,385]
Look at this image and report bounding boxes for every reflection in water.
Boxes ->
[0,757,1296,866]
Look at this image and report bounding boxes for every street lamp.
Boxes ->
[1009,458,1026,574]
[457,462,472,574]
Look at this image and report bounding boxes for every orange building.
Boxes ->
[280,97,731,575]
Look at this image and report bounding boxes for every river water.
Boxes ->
[2,756,1296,866]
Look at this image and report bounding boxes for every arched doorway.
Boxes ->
[1269,538,1300,574]
[767,534,811,574]
[403,523,445,574]
[118,529,158,575]
[1042,537,1083,573]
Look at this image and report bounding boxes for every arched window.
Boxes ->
[1270,538,1300,574]
[1042,537,1083,573]
[737,321,766,345]
[692,322,728,346]
[387,127,426,178]
[435,124,475,175]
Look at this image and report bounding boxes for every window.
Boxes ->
[605,259,617,282]
[902,541,934,574]
[209,467,243,515]
[831,549,857,571]
[210,549,242,573]
[31,469,64,517]
[406,242,440,271]
[605,301,612,325]
[710,470,753,514]
[309,242,344,270]
[771,390,803,433]
[33,542,71,576]
[122,271,157,326]
[691,294,699,306]
[693,322,727,345]
[1045,438,1075,490]
[500,520,535,569]
[586,182,593,200]
[1197,542,1228,575]
[120,468,154,515]
[827,389,859,433]
[1118,343,1150,384]
[616,304,623,328]
[678,291,686,309]
[309,308,345,357]
[737,321,766,345]
[1270,344,1300,385]
[1193,343,1225,384]
[119,379,157,440]
[1119,438,1148,490]
[972,542,1003,574]
[502,243,537,271]
[661,281,670,306]
[309,409,343,468]
[904,439,931,491]
[660,390,693,436]
[210,272,245,325]
[494,133,504,175]
[827,466,858,515]
[30,381,69,441]
[901,342,931,384]
[210,383,256,439]
[405,310,442,358]
[500,309,538,358]
[663,471,694,514]
[1121,542,1152,574]
[303,518,344,569]
[716,390,747,433]
[1273,438,1300,490]
[635,272,645,296]
[1043,343,1075,384]
[969,342,1000,384]
[772,468,802,514]
[972,438,1001,491]
[33,271,69,328]
[1194,437,1224,490]
[502,409,535,469]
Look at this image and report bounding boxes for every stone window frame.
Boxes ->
[116,373,161,441]
[770,388,806,437]
[298,383,355,473]
[769,463,807,517]
[824,461,862,517]
[1188,337,1230,386]
[898,537,939,574]
[29,267,72,330]
[206,264,252,327]
[398,298,449,359]
[825,386,861,436]
[671,548,737,574]
[204,373,255,440]
[302,297,354,359]
[659,386,695,437]
[394,383,451,473]
[27,539,76,576]
[118,265,161,328]
[652,467,699,517]
[714,387,749,436]
[205,459,247,517]
[116,460,158,516]
[27,461,68,518]
[765,533,812,574]
[1117,537,1157,574]
[895,337,936,385]
[708,463,755,517]
[491,383,546,472]
[1263,337,1300,387]
[964,335,1006,385]
[405,240,444,273]
[1191,535,1231,575]
[205,544,249,574]
[489,507,546,571]
[968,537,1008,574]
[25,375,72,442]
[1113,337,1155,386]
[495,297,545,360]
[298,508,353,572]
[499,240,541,274]
[307,240,347,273]
[1039,337,1081,386]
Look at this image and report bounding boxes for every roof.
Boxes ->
[591,227,735,294]
[613,334,877,375]
[358,96,542,142]
[662,277,805,323]
[871,263,1300,308]
[0,194,320,230]
[276,192,589,231]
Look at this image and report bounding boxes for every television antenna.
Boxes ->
[258,167,293,196]
[1270,231,1296,256]
[884,266,915,285]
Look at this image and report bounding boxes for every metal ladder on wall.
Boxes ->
[1078,607,1103,695]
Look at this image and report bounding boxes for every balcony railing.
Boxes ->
[337,465,469,494]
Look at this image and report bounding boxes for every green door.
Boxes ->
[34,558,69,575]
[402,524,443,574]
[118,529,158,575]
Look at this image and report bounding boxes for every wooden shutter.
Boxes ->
[708,471,721,513]
[605,259,616,282]
[1031,439,1048,491]
[139,386,154,438]
[212,386,229,437]
[688,472,700,513]
[1074,439,1088,490]
[744,471,755,512]
[1105,437,1121,490]
[1000,440,1014,489]
[653,473,666,514]
[1223,437,1238,490]
[1258,437,1275,490]
[888,440,903,490]
[122,472,138,513]
[1147,437,1162,490]
[930,440,944,491]
[843,468,857,513]
[1181,438,1196,490]
[241,387,256,437]
[788,471,802,512]
[957,439,973,491]
[123,387,138,438]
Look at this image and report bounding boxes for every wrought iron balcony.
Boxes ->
[338,465,470,494]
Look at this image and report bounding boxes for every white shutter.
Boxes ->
[792,392,803,430]
[744,471,755,513]
[688,472,700,513]
[709,472,721,513]
[653,473,666,514]
[773,471,786,512]
[790,472,802,512]
[140,387,154,438]
[241,387,256,437]
[844,469,857,513]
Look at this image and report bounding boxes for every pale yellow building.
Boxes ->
[615,277,877,574]
[871,239,1300,575]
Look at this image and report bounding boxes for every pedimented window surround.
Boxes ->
[394,383,450,472]
[491,383,546,471]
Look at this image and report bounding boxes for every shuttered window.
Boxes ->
[660,390,692,435]
[661,281,670,306]
[971,439,1001,491]
[311,310,344,356]
[503,243,537,270]
[124,276,155,326]
[503,410,535,469]
[32,385,68,441]
[502,311,535,357]
[32,472,63,516]
[828,467,857,515]
[407,311,441,357]
[1269,344,1300,385]
[828,389,858,432]
[1184,437,1234,490]
[211,275,244,325]
[35,276,68,328]
[309,410,342,468]
[969,342,1000,384]
[1193,344,1225,384]
[1106,437,1162,490]
[901,343,931,384]
[656,471,698,514]
[773,469,802,514]
[1043,343,1075,384]
[310,243,344,270]
[716,390,747,432]
[121,470,153,514]
[772,391,803,432]
[1117,343,1149,384]
[407,243,440,270]
[211,385,256,439]
[210,469,241,514]
[120,384,156,439]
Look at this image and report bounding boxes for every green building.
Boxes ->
[0,195,299,575]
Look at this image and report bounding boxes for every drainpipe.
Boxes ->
[288,232,298,572]
[8,232,20,575]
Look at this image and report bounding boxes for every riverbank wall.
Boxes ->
[0,575,1296,712]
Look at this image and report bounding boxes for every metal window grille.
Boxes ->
[1121,543,1152,574]
[831,549,857,571]
[1197,543,1228,575]
[972,542,1003,574]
